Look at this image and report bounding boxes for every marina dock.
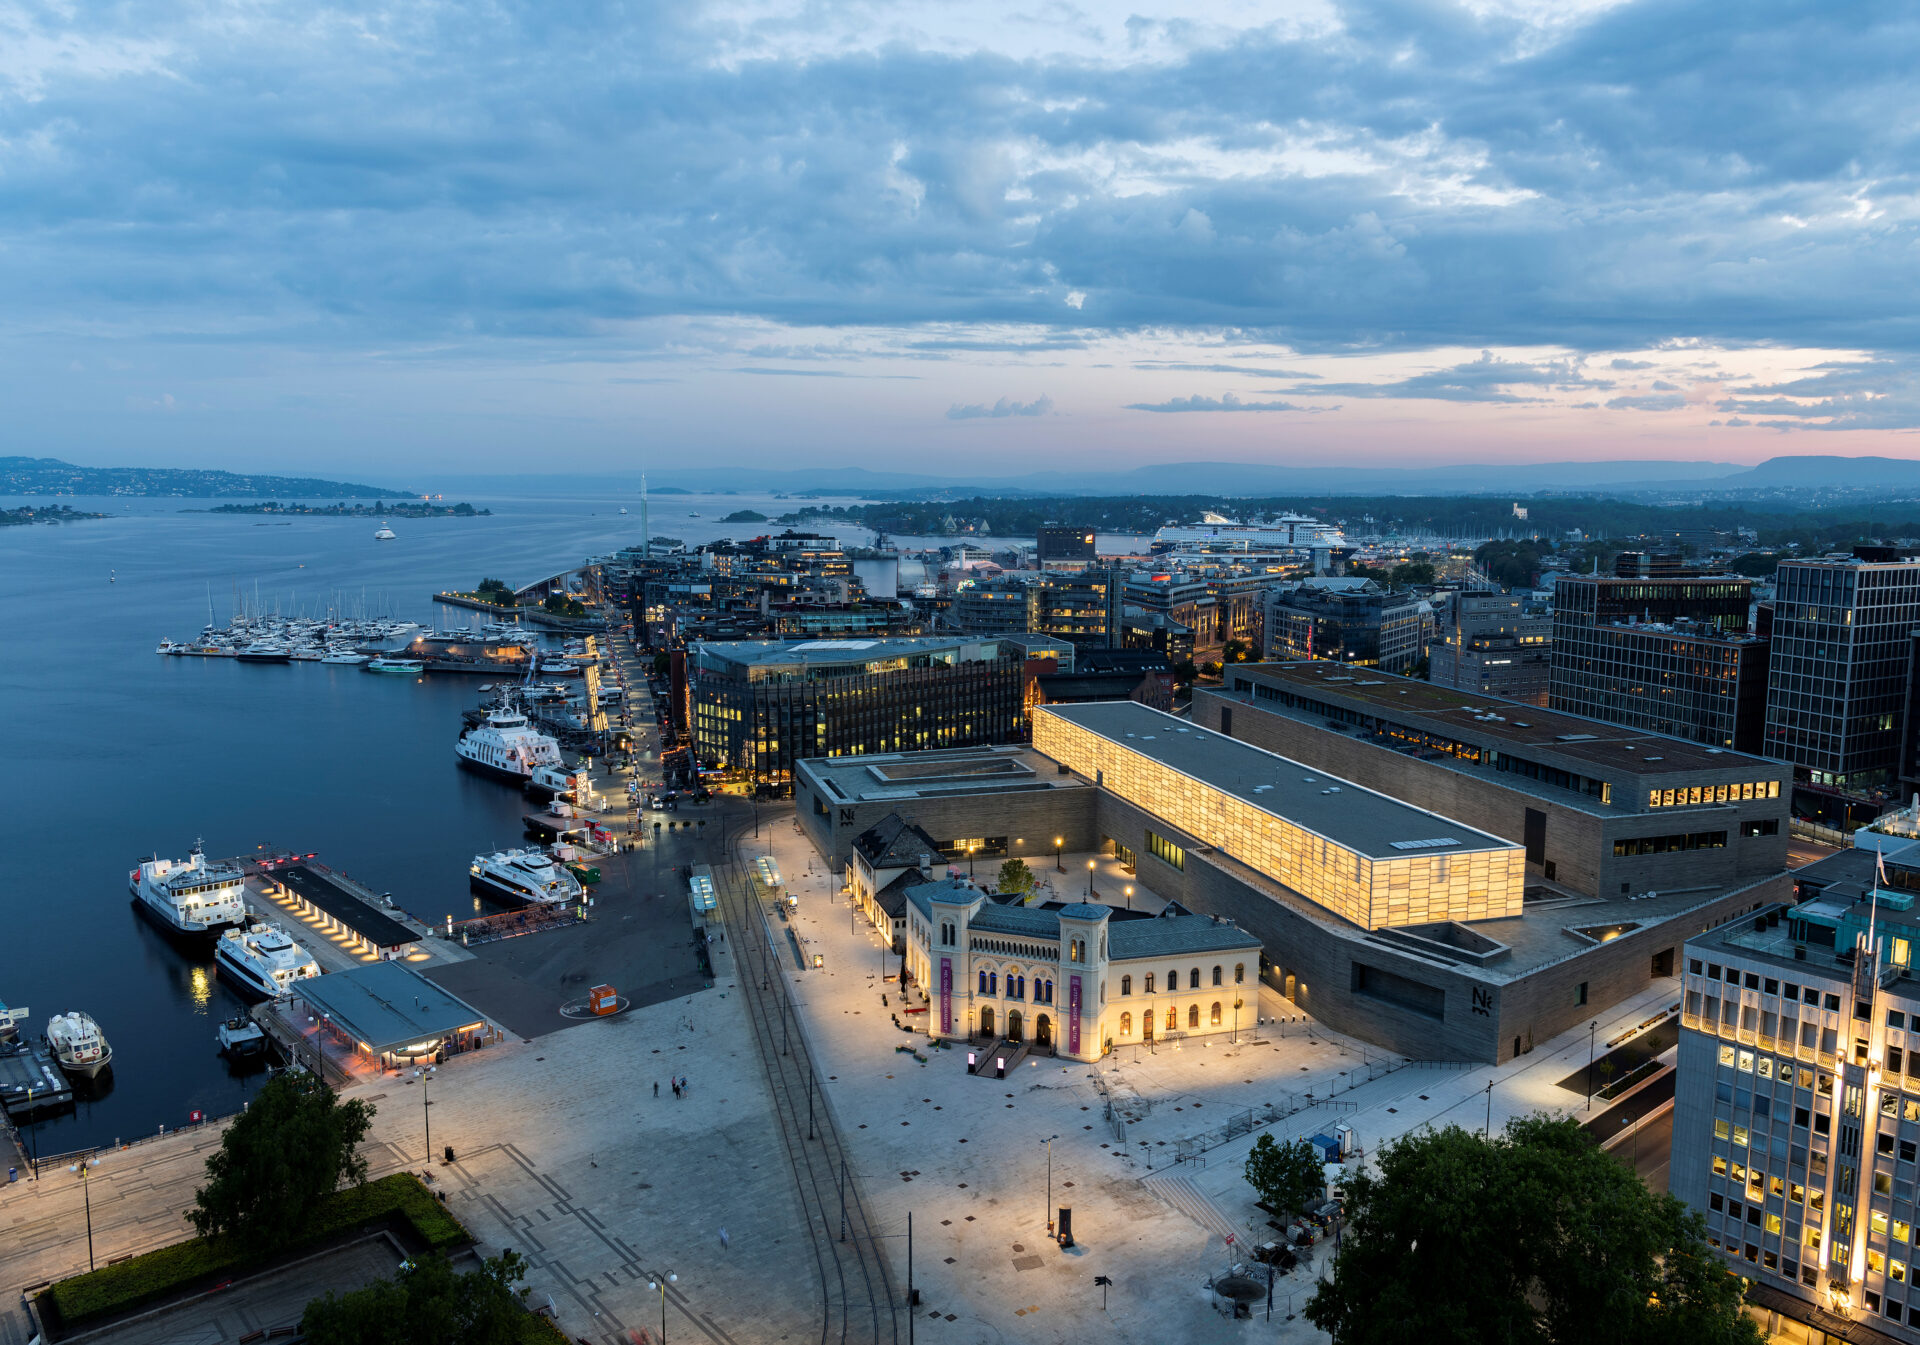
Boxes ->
[251,859,426,959]
[0,1041,73,1120]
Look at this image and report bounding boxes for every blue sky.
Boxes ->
[3,0,1918,480]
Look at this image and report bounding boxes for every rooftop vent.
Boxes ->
[1390,837,1462,850]
[1555,734,1598,742]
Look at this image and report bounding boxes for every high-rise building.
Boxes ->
[1025,567,1121,647]
[1763,551,1920,799]
[688,636,1025,788]
[1036,524,1098,571]
[1431,591,1553,706]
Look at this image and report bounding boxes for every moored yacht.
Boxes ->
[215,923,321,999]
[455,706,563,783]
[322,649,371,664]
[46,1013,112,1078]
[130,843,248,940]
[217,1016,268,1057]
[236,641,291,663]
[527,762,590,802]
[469,848,583,907]
[365,656,425,674]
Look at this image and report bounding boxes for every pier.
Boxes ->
[0,1041,72,1120]
[249,858,425,960]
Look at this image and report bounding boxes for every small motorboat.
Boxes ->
[217,1016,268,1057]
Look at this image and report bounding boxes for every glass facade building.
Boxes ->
[1032,703,1525,928]
[1764,556,1920,793]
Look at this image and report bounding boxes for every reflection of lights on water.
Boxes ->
[189,966,211,1009]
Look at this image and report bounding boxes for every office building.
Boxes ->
[1262,578,1425,674]
[1430,592,1553,706]
[1550,565,1767,752]
[688,636,1024,788]
[1194,661,1791,900]
[1036,524,1098,571]
[796,708,1792,1064]
[1673,843,1920,1343]
[1764,551,1920,801]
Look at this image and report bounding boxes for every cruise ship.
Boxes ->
[130,843,249,940]
[455,706,564,784]
[1151,513,1344,551]
[469,848,584,907]
[214,923,321,999]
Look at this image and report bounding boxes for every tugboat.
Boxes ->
[469,848,584,907]
[215,923,321,1000]
[130,842,249,941]
[46,1013,112,1078]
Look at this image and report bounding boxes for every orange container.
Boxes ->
[588,984,618,1016]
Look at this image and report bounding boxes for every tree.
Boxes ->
[188,1071,375,1248]
[300,1250,532,1345]
[997,857,1036,898]
[1244,1133,1324,1224]
[1305,1116,1760,1345]
[1388,560,1437,589]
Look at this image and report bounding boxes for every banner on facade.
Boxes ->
[940,957,953,1035]
[1068,975,1082,1055]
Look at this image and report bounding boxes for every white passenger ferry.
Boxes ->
[130,843,248,940]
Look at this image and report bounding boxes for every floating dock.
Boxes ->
[0,1040,73,1118]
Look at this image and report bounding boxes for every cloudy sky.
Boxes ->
[4,0,1918,480]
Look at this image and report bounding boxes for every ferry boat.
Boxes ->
[374,525,397,540]
[469,848,583,907]
[364,656,425,675]
[455,706,564,783]
[214,923,320,999]
[45,1012,112,1078]
[130,843,248,940]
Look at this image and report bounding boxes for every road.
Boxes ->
[1788,838,1842,869]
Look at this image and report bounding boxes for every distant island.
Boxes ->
[0,455,413,499]
[206,500,490,518]
[720,509,769,523]
[1,504,108,527]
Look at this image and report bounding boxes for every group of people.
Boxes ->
[655,1074,691,1098]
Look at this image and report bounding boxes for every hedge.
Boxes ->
[44,1173,470,1330]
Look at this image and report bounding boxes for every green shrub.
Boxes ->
[45,1173,470,1328]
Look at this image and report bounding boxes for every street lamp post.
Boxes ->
[967,844,976,878]
[1043,1134,1060,1235]
[1054,837,1063,873]
[1086,858,1095,898]
[1123,884,1132,910]
[414,1065,436,1162]
[70,1156,100,1270]
[648,1272,677,1343]
[1484,1079,1494,1139]
[1586,1020,1599,1108]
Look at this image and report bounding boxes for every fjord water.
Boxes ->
[0,488,876,1155]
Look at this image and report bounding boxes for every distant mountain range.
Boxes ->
[614,454,1920,499]
[0,456,413,499]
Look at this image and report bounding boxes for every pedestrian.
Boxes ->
[719,1227,729,1250]
[672,1079,680,1099]
[653,1080,659,1098]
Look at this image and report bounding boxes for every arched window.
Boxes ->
[1120,1012,1133,1037]
[978,969,988,993]
[1145,973,1155,993]
[1210,1001,1222,1026]
[1188,1004,1200,1028]
[989,971,998,995]
[1168,968,1179,992]
[1235,963,1245,984]
[1045,980,1054,1004]
[1121,975,1132,996]
[1189,968,1200,990]
[1212,965,1223,987]
[1014,975,1025,1000]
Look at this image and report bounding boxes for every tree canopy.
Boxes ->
[1305,1116,1759,1345]
[1244,1133,1324,1223]
[997,857,1036,897]
[300,1250,534,1345]
[188,1071,376,1249]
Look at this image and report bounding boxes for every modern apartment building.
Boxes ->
[688,636,1024,787]
[1036,524,1098,571]
[1764,551,1920,798]
[1430,591,1553,706]
[1674,843,1920,1342]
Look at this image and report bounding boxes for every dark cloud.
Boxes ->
[1713,356,1920,429]
[1611,359,1656,370]
[1126,393,1319,412]
[1282,351,1609,404]
[1606,393,1689,411]
[947,394,1053,419]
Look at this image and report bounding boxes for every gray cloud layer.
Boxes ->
[4,1,1920,381]
[947,395,1054,419]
